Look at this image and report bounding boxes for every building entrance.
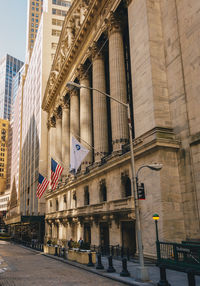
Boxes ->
[121,221,136,256]
[100,222,109,246]
[84,223,91,244]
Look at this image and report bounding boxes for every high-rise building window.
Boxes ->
[52,18,63,26]
[52,29,61,36]
[52,8,66,16]
[52,0,71,7]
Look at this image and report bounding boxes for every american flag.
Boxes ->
[36,174,49,199]
[51,158,63,190]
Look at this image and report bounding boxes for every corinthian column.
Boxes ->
[108,13,129,152]
[79,64,92,169]
[48,117,56,184]
[61,98,70,176]
[70,89,80,152]
[92,42,109,162]
[54,108,62,165]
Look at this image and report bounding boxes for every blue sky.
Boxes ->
[0,0,27,62]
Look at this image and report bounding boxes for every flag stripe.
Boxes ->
[51,159,63,191]
[37,180,49,197]
[36,175,49,199]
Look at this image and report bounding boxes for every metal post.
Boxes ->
[158,267,171,286]
[127,105,149,281]
[155,220,159,242]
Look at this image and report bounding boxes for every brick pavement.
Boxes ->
[0,241,125,286]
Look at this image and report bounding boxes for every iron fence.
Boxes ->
[157,241,200,270]
[90,245,135,260]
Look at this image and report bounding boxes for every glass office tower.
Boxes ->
[0,55,24,120]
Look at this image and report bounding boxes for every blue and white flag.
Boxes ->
[70,136,89,173]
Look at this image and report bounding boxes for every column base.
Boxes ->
[135,266,149,281]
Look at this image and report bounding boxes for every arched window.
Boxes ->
[100,179,107,202]
[84,186,90,205]
[121,172,131,197]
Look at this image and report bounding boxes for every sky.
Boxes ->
[0,0,27,62]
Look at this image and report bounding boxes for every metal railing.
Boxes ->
[90,245,136,261]
[157,241,200,270]
[11,238,44,252]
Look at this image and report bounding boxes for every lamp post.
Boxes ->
[136,164,163,200]
[66,81,161,281]
[152,213,160,242]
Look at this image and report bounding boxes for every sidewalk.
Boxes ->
[10,243,200,286]
[41,252,200,286]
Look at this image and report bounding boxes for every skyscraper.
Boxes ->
[0,119,10,194]
[6,0,71,241]
[26,0,43,58]
[0,55,24,120]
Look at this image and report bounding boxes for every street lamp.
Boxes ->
[136,164,163,200]
[67,81,150,281]
[152,213,160,242]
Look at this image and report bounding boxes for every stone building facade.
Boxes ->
[42,0,200,257]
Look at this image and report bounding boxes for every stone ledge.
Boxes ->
[133,127,180,158]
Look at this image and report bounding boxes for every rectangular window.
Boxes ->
[52,8,66,16]
[52,18,63,26]
[52,0,71,7]
[52,29,61,36]
[51,43,57,49]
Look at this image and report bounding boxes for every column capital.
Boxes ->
[70,88,79,97]
[123,0,133,7]
[61,97,70,109]
[54,106,62,120]
[107,12,122,36]
[49,116,56,128]
[78,63,90,81]
[90,41,104,60]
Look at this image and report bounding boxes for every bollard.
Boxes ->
[157,267,171,286]
[187,271,195,286]
[127,248,130,261]
[62,248,66,259]
[87,252,94,267]
[107,256,116,273]
[111,246,114,257]
[120,258,130,277]
[121,246,124,258]
[54,245,58,256]
[96,253,104,270]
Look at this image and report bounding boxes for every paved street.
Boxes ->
[0,241,125,286]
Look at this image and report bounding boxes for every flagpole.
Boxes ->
[71,132,96,151]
